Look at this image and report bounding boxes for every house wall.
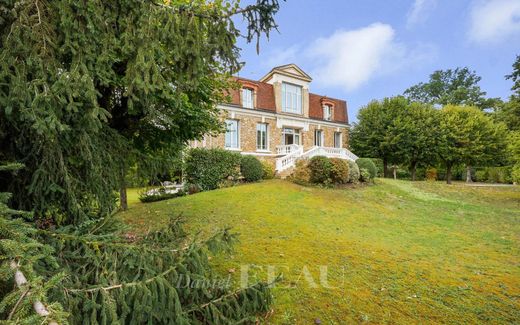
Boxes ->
[191,107,350,167]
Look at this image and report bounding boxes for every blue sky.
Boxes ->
[235,0,520,122]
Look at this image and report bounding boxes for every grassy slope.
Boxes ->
[119,179,520,324]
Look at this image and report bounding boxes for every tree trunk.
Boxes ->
[393,166,397,180]
[119,169,128,211]
[466,165,473,183]
[410,161,417,181]
[446,163,452,184]
[383,159,388,178]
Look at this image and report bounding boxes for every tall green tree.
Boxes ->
[506,55,520,97]
[1,0,282,323]
[386,103,440,180]
[494,55,520,131]
[438,105,508,184]
[350,97,408,177]
[0,0,280,223]
[404,67,499,110]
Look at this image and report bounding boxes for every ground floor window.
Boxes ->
[334,132,342,148]
[256,123,268,150]
[314,129,323,146]
[282,128,300,145]
[225,119,239,149]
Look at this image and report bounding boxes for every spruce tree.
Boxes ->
[1,0,282,323]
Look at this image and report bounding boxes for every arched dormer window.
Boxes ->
[321,99,335,121]
[240,81,258,109]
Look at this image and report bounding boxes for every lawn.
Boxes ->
[119,179,520,324]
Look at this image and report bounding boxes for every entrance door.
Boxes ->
[282,128,300,145]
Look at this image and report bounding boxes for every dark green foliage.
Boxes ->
[139,189,186,203]
[356,158,377,179]
[347,160,360,183]
[240,156,264,182]
[404,67,499,110]
[506,55,520,97]
[0,163,67,323]
[185,148,242,191]
[0,0,281,322]
[37,217,274,324]
[425,167,438,181]
[308,156,333,185]
[330,158,350,184]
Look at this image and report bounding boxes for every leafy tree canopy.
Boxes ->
[404,67,499,110]
[506,54,520,97]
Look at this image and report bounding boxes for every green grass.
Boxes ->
[118,179,520,324]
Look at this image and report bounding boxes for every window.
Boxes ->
[242,88,254,108]
[314,130,323,146]
[225,120,239,149]
[282,128,300,145]
[282,83,302,114]
[334,132,342,148]
[323,105,332,121]
[256,123,268,150]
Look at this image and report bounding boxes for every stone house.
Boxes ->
[191,64,358,174]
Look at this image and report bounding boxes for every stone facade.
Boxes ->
[191,64,353,170]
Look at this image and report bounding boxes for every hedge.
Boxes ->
[347,160,360,183]
[184,148,241,191]
[308,156,333,184]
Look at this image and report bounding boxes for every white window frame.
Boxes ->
[323,105,332,121]
[282,128,301,145]
[282,83,302,114]
[224,119,239,149]
[334,132,342,148]
[256,123,268,151]
[242,88,254,109]
[314,129,324,147]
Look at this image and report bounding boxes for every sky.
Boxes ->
[234,0,520,122]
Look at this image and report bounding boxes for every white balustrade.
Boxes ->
[275,145,359,172]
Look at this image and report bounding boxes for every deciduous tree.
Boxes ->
[438,105,507,184]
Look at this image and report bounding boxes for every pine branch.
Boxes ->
[9,260,59,325]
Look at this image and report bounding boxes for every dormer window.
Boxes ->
[282,83,302,114]
[242,88,254,109]
[323,105,332,121]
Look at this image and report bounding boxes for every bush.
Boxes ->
[240,155,264,182]
[290,160,311,185]
[356,158,377,179]
[512,164,520,184]
[308,156,333,184]
[330,158,350,184]
[360,168,371,183]
[425,167,437,181]
[347,160,360,183]
[475,169,488,182]
[261,160,275,179]
[184,148,241,191]
[371,158,385,177]
[486,166,512,184]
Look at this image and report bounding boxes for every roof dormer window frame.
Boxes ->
[239,81,258,109]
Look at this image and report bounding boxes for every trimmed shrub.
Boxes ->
[486,166,512,184]
[184,148,241,191]
[308,156,333,184]
[261,160,275,179]
[291,160,311,185]
[240,155,264,182]
[425,167,437,181]
[356,158,377,179]
[330,158,349,184]
[347,160,360,183]
[475,169,488,182]
[360,168,371,183]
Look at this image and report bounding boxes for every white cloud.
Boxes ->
[306,23,436,92]
[407,0,437,27]
[469,0,520,43]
